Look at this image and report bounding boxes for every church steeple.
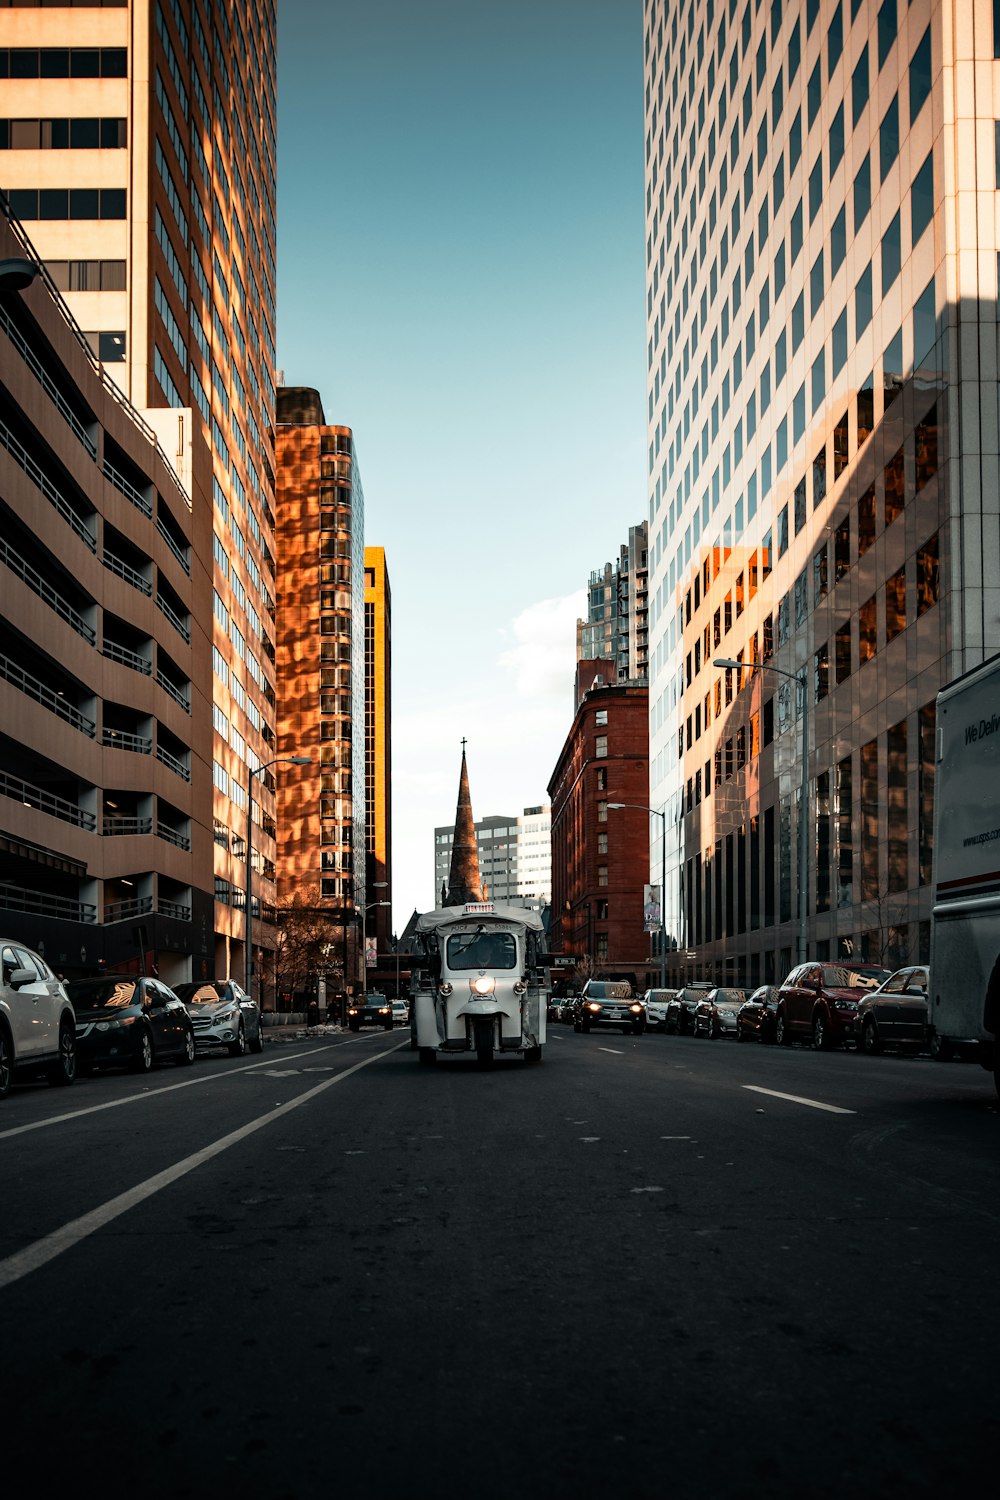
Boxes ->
[445,740,484,906]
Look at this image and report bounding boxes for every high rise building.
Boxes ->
[643,0,987,986]
[364,546,392,957]
[0,1,279,990]
[274,386,365,987]
[576,521,649,685]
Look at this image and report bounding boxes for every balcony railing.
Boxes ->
[104,895,153,923]
[104,459,152,517]
[0,652,96,736]
[156,744,190,781]
[102,816,153,836]
[0,536,96,644]
[102,640,152,676]
[156,595,191,643]
[156,822,191,851]
[0,769,97,830]
[158,898,191,922]
[0,883,97,923]
[102,727,153,755]
[0,412,97,552]
[156,672,190,713]
[103,550,152,596]
[156,517,191,576]
[0,299,97,457]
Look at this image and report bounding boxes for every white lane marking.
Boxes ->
[660,1135,692,1140]
[742,1085,856,1115]
[631,1186,664,1194]
[580,1136,601,1142]
[0,1038,388,1142]
[598,1047,624,1055]
[0,1042,408,1291]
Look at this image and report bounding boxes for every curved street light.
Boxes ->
[606,801,667,988]
[245,754,312,1002]
[715,655,809,965]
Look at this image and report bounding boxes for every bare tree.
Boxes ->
[860,877,912,970]
[273,887,345,1005]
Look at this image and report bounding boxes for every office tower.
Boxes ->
[274,386,366,990]
[433,805,552,911]
[576,521,649,685]
[0,1,280,992]
[0,203,214,978]
[516,804,552,907]
[644,0,983,986]
[364,545,392,959]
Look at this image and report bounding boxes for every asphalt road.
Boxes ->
[2,1025,997,1499]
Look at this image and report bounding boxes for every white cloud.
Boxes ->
[497,589,586,701]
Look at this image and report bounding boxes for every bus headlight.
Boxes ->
[471,976,495,996]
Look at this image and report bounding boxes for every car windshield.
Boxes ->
[174,984,227,1005]
[364,995,387,1005]
[447,931,517,970]
[65,978,139,1008]
[821,966,889,989]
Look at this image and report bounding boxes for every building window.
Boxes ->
[597,865,608,888]
[917,534,940,614]
[595,735,608,758]
[912,152,933,244]
[597,832,608,854]
[859,596,877,662]
[598,800,608,823]
[910,28,931,124]
[852,45,869,125]
[595,709,608,725]
[885,568,906,641]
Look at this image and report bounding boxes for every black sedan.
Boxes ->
[65,976,195,1073]
[736,985,780,1043]
[855,965,930,1055]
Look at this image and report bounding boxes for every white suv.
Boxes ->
[0,940,77,1098]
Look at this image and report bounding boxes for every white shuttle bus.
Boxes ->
[410,902,548,1067]
[929,652,1000,1098]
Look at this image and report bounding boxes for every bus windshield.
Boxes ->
[447,931,517,970]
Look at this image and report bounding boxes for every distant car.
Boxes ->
[573,980,645,1035]
[391,999,409,1026]
[665,984,714,1035]
[546,995,562,1023]
[0,939,77,1098]
[347,992,394,1031]
[172,979,263,1056]
[774,962,892,1050]
[736,985,780,1043]
[855,965,930,1055]
[641,988,675,1032]
[66,975,195,1073]
[558,995,578,1024]
[693,987,746,1038]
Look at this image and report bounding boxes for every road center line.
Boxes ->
[742,1084,856,1115]
[0,1042,408,1291]
[598,1047,625,1055]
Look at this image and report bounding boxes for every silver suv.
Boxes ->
[0,940,77,1098]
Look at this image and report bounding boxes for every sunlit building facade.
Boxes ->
[274,386,365,985]
[0,0,280,989]
[644,0,995,986]
[364,545,392,958]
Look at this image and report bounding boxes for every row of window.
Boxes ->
[0,117,127,149]
[6,187,126,219]
[0,47,127,77]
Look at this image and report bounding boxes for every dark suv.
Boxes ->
[347,992,394,1032]
[573,981,645,1035]
[774,962,892,1050]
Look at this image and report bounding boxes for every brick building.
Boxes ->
[547,680,652,990]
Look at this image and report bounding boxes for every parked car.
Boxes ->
[855,965,930,1055]
[641,988,675,1031]
[347,992,394,1031]
[774,962,892,1050]
[172,979,263,1056]
[736,985,780,1043]
[66,975,195,1073]
[572,980,645,1035]
[665,984,714,1034]
[391,999,409,1026]
[693,987,746,1038]
[0,939,77,1098]
[546,994,562,1023]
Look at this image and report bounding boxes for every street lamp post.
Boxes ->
[715,655,809,966]
[245,754,311,1004]
[360,899,391,990]
[607,801,667,989]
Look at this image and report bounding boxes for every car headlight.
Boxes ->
[347,1007,359,1015]
[630,1003,643,1013]
[471,976,495,996]
[586,1002,602,1012]
[835,999,858,1011]
[213,1009,235,1024]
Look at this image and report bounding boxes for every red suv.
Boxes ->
[774,962,891,1050]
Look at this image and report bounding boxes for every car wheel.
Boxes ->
[383,1020,393,1031]
[930,1032,953,1062]
[47,1020,77,1087]
[736,1024,747,1042]
[249,1022,264,1054]
[0,1023,12,1099]
[178,1026,196,1066]
[229,1021,246,1058]
[861,1018,882,1056]
[812,1010,831,1050]
[581,1021,591,1033]
[418,1046,436,1066]
[133,1028,154,1073]
[775,1010,791,1046]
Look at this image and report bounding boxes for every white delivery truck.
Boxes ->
[929,652,1000,1098]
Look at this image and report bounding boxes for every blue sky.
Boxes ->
[276,0,647,924]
